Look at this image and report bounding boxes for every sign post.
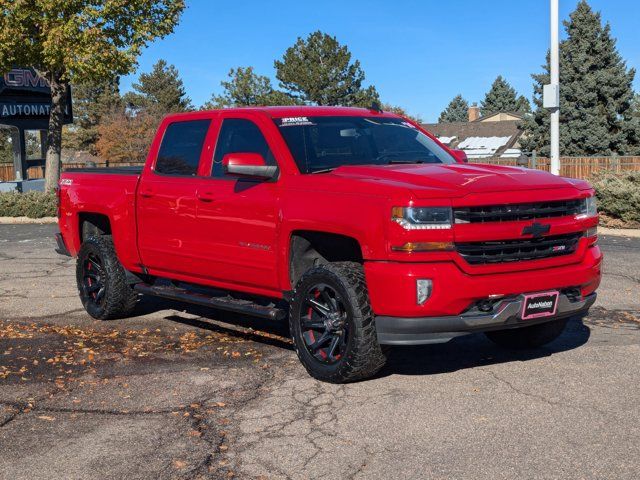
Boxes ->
[545,0,561,176]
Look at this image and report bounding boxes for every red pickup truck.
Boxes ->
[56,106,601,382]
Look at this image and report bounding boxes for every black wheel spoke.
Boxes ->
[320,290,336,312]
[86,283,101,294]
[309,330,332,352]
[307,297,330,316]
[327,335,341,359]
[302,317,325,330]
[95,287,106,302]
[88,258,102,272]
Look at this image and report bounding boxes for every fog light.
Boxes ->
[417,279,432,305]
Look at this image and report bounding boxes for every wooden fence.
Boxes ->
[2,156,640,183]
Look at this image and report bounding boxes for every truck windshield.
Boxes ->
[274,116,455,173]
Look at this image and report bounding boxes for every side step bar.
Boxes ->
[134,283,286,321]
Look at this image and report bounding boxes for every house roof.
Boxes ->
[422,119,524,158]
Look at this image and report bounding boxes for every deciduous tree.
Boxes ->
[0,0,185,190]
[63,79,123,154]
[96,112,158,164]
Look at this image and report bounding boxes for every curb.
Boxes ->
[0,216,57,224]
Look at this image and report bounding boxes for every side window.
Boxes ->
[212,118,275,177]
[156,120,211,176]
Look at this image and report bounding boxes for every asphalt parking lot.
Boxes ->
[1,224,639,480]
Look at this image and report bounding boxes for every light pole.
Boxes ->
[544,0,561,175]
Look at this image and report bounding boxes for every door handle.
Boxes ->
[140,189,154,198]
[197,191,216,202]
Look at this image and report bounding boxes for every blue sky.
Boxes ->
[120,0,640,122]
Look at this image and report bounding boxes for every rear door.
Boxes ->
[192,113,281,293]
[136,117,217,277]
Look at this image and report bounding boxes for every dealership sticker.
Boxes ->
[279,116,315,126]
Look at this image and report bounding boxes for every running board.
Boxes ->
[134,283,286,321]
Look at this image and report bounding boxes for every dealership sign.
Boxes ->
[0,68,72,123]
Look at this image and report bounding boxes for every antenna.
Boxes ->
[369,101,383,113]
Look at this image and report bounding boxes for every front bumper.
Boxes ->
[376,292,596,345]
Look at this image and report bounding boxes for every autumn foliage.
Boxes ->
[96,113,159,164]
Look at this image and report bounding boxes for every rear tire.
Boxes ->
[289,262,386,383]
[484,318,568,349]
[76,235,138,320]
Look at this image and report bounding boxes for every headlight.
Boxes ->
[579,195,597,217]
[392,207,452,229]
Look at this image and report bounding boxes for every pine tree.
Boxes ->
[274,31,379,107]
[522,1,640,156]
[438,95,469,122]
[204,67,297,108]
[63,79,122,154]
[123,59,192,114]
[480,76,523,115]
[515,95,532,114]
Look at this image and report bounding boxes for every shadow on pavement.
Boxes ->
[133,294,294,351]
[130,295,592,378]
[378,316,591,378]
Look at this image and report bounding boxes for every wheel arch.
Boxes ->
[78,212,112,244]
[288,230,364,289]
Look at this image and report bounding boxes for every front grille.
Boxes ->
[456,232,582,265]
[454,199,583,223]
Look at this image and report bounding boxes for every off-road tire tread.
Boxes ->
[289,261,386,383]
[484,318,568,349]
[76,235,137,320]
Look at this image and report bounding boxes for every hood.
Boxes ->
[329,163,584,199]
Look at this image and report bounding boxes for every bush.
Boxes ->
[592,172,640,226]
[0,191,57,218]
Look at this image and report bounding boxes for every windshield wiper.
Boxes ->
[388,159,426,164]
[310,167,336,174]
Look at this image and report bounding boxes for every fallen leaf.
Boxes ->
[37,415,55,421]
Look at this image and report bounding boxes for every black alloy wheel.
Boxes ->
[76,235,138,320]
[289,262,387,383]
[81,252,107,307]
[300,283,350,364]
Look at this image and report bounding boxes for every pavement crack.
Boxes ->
[483,369,607,416]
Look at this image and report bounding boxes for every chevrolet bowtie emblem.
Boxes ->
[522,222,550,238]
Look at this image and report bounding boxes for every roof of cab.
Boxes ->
[162,106,405,124]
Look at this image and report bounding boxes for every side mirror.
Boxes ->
[450,149,468,163]
[223,153,278,179]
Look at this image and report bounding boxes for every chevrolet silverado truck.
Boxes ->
[56,106,601,382]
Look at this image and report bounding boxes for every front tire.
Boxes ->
[289,262,386,383]
[484,318,568,349]
[76,235,138,320]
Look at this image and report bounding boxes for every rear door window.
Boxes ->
[212,118,275,177]
[156,119,211,176]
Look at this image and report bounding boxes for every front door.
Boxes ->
[193,115,281,292]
